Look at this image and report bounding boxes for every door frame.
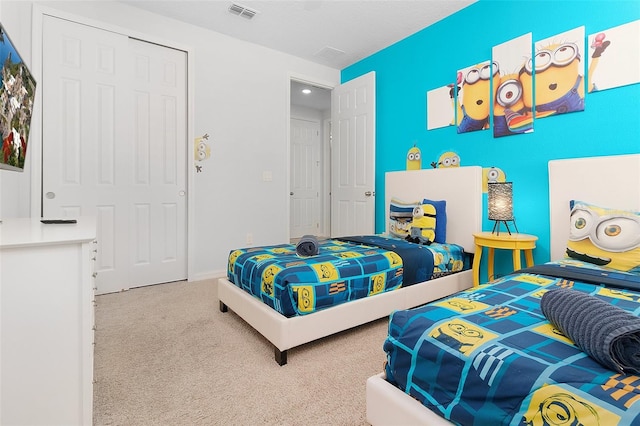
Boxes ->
[287,74,336,240]
[31,5,196,281]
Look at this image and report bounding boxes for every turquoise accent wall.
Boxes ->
[342,0,640,276]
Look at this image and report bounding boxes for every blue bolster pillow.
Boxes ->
[541,288,640,374]
[296,235,319,256]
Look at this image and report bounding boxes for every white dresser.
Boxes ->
[0,217,96,425]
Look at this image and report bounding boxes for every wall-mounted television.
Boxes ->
[0,21,36,172]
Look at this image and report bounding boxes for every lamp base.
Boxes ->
[491,219,518,235]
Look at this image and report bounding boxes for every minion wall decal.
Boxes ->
[482,167,506,193]
[456,61,500,134]
[194,133,211,172]
[431,151,460,169]
[406,144,422,170]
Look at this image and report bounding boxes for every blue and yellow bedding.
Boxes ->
[227,235,467,318]
[384,260,640,425]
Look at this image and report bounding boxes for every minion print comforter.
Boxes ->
[384,260,640,425]
[226,235,467,318]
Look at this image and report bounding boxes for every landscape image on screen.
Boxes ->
[0,22,36,172]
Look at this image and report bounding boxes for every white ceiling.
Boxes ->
[121,0,476,70]
[121,0,477,110]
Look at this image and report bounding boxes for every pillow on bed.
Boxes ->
[389,198,418,238]
[389,197,447,243]
[566,200,640,274]
[422,198,447,243]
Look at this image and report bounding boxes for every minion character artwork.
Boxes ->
[194,133,211,172]
[565,201,640,273]
[493,73,534,137]
[456,61,500,134]
[482,166,506,193]
[492,33,535,138]
[520,27,587,118]
[406,144,422,170]
[430,151,460,169]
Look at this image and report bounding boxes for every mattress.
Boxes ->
[227,235,467,318]
[383,259,640,425]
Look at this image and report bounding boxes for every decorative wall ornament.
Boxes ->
[430,151,460,169]
[406,144,422,170]
[482,166,506,193]
[194,133,211,173]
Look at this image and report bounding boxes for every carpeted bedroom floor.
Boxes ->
[93,278,389,425]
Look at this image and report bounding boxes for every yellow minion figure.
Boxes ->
[482,167,506,193]
[432,151,460,169]
[520,42,584,116]
[456,61,500,133]
[407,204,436,244]
[194,133,211,172]
[406,145,422,170]
[493,72,534,137]
[566,201,640,273]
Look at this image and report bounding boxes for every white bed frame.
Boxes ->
[218,166,482,365]
[366,153,640,425]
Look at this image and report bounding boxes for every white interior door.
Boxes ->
[42,15,187,294]
[330,71,376,237]
[290,118,321,238]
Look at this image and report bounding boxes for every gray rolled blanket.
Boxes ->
[296,235,319,256]
[541,288,640,374]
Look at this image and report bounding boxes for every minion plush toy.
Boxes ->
[406,204,437,245]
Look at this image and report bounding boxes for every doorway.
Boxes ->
[289,79,332,240]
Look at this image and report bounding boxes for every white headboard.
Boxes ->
[385,166,482,253]
[548,154,640,260]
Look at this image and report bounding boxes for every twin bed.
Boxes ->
[366,154,640,425]
[218,165,482,365]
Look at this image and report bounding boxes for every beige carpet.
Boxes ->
[93,279,390,425]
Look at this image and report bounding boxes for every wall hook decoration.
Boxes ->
[194,133,211,172]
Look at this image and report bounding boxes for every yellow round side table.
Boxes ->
[472,232,538,286]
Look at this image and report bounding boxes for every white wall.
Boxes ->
[0,1,340,279]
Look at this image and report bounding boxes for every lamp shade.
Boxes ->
[488,182,513,221]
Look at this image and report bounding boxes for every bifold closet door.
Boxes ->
[42,15,187,294]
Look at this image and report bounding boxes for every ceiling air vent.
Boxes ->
[314,46,346,61]
[228,3,258,20]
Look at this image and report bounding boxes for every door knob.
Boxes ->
[45,192,55,199]
[290,192,294,196]
[364,191,372,197]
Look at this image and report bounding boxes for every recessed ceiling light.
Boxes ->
[301,88,312,95]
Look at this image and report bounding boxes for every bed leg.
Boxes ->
[275,348,287,366]
[219,301,228,313]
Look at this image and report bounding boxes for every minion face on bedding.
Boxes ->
[566,201,640,272]
[429,319,498,355]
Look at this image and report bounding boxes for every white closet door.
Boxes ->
[42,15,187,294]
